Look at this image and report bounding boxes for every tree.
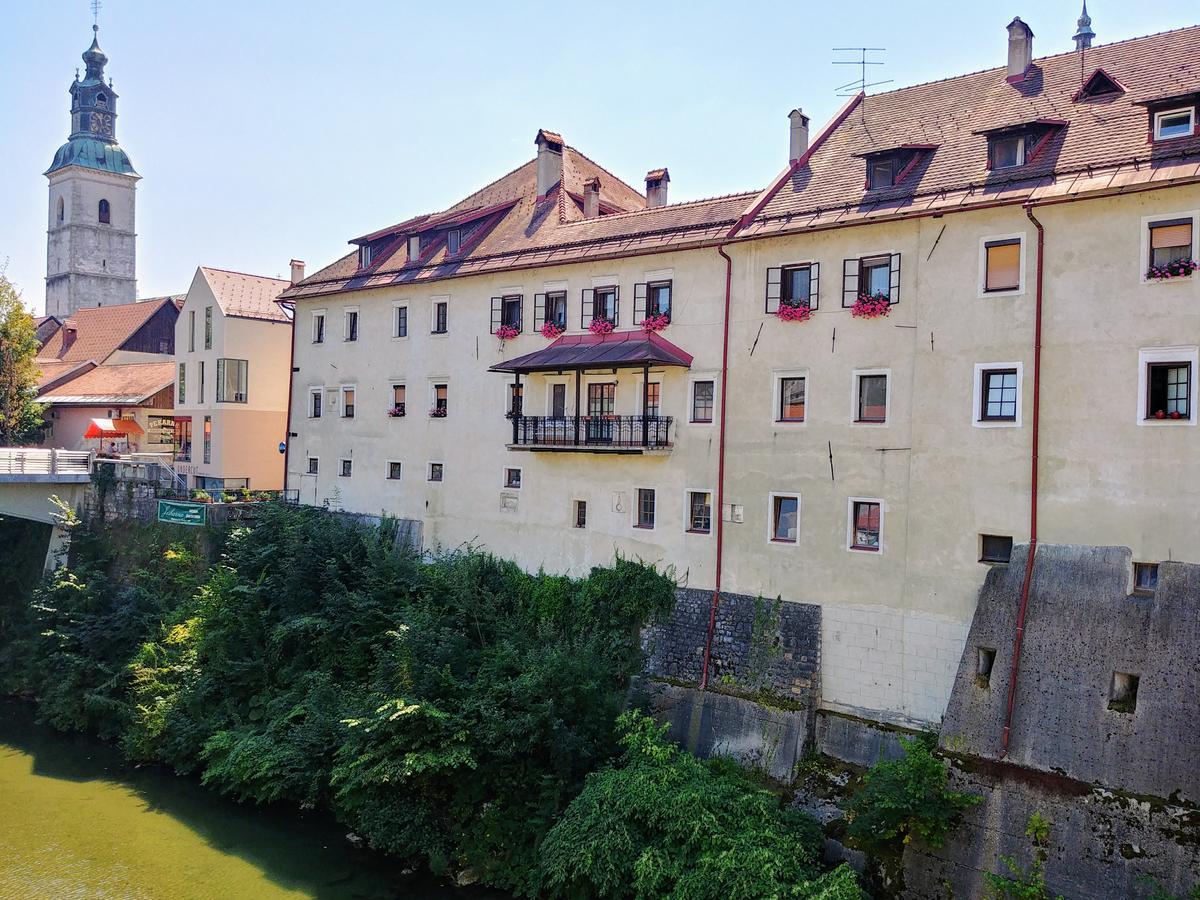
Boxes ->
[0,271,45,445]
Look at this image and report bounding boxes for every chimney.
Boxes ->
[1006,17,1034,81]
[788,109,810,163]
[289,259,305,285]
[645,168,669,208]
[535,129,564,198]
[583,177,601,218]
[61,321,77,354]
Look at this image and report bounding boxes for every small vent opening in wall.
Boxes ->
[975,647,996,687]
[1109,672,1140,714]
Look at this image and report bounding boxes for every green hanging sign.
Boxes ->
[157,499,207,527]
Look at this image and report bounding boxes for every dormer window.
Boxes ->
[96,92,107,108]
[359,244,373,269]
[1154,108,1195,141]
[1074,69,1125,102]
[447,228,461,256]
[868,157,895,190]
[408,235,420,261]
[990,135,1025,169]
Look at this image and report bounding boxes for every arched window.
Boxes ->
[56,197,64,224]
[96,93,107,108]
[98,199,110,225]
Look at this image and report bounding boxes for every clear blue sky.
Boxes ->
[2,1,1190,313]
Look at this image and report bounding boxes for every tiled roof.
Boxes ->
[751,25,1200,227]
[38,362,175,405]
[35,360,95,390]
[138,294,186,309]
[35,298,174,365]
[199,267,292,322]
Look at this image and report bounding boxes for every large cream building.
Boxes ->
[282,20,1200,725]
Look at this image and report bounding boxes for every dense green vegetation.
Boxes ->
[0,505,853,897]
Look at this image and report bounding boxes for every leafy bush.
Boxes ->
[844,732,981,850]
[539,711,863,899]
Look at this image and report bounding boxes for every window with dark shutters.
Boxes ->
[767,264,819,312]
[843,254,900,306]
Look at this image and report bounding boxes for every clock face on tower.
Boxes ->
[89,112,113,137]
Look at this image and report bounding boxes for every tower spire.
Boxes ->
[1073,1,1095,51]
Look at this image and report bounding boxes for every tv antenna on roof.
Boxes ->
[833,47,891,96]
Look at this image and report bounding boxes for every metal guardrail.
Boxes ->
[508,415,674,450]
[0,448,93,477]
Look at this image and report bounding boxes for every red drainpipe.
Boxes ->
[1000,203,1045,757]
[700,243,734,690]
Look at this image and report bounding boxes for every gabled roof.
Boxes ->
[490,331,694,373]
[38,362,175,405]
[198,267,292,322]
[35,297,175,365]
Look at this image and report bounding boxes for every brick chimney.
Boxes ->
[1006,17,1034,81]
[583,177,601,218]
[645,168,669,208]
[535,129,564,198]
[289,259,305,285]
[788,109,810,163]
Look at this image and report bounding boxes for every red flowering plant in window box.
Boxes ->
[387,404,406,418]
[429,407,448,418]
[588,318,615,335]
[495,324,520,342]
[775,301,813,323]
[1147,258,1198,280]
[640,313,671,333]
[540,322,565,340]
[851,292,891,318]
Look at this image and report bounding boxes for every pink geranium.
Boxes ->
[640,313,671,333]
[495,324,520,341]
[588,318,615,335]
[540,322,565,339]
[775,303,813,323]
[1147,258,1197,280]
[851,292,891,318]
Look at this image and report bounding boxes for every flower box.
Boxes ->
[851,292,891,318]
[540,322,565,340]
[588,318,615,335]
[429,407,448,418]
[1146,258,1197,280]
[640,313,671,333]
[495,324,520,341]
[775,302,813,323]
[387,405,406,418]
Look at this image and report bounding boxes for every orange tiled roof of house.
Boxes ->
[37,361,176,404]
[199,267,292,322]
[36,297,175,365]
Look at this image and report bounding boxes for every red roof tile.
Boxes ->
[35,298,175,365]
[38,362,176,404]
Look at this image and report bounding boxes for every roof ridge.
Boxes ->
[867,23,1200,100]
[448,158,538,213]
[558,190,760,227]
[564,144,647,205]
[199,265,290,283]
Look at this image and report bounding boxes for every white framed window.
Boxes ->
[408,235,421,261]
[1137,346,1198,426]
[504,467,522,489]
[847,497,884,554]
[389,383,406,417]
[978,233,1026,297]
[633,487,656,530]
[772,369,808,424]
[1153,107,1195,141]
[685,489,713,535]
[308,387,323,418]
[688,374,717,425]
[545,378,570,417]
[341,385,357,419]
[768,492,800,545]
[428,461,444,482]
[430,379,448,417]
[851,368,890,425]
[386,461,402,480]
[393,303,409,339]
[339,458,353,478]
[311,310,326,344]
[359,244,373,269]
[306,456,318,475]
[1140,212,1198,282]
[973,362,1023,428]
[990,134,1025,169]
[431,297,449,334]
[343,307,359,342]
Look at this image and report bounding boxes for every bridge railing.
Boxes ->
[0,448,93,477]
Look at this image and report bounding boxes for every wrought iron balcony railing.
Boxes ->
[508,415,673,452]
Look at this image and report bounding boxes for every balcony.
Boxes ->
[507,415,673,454]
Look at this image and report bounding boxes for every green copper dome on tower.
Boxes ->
[46,25,137,176]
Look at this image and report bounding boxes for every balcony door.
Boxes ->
[586,382,615,443]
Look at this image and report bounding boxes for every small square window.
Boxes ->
[771,494,799,543]
[387,461,402,480]
[545,291,568,329]
[306,457,319,475]
[856,374,888,423]
[504,467,522,489]
[859,256,891,298]
[1108,672,1139,714]
[990,134,1025,169]
[340,459,352,477]
[428,462,444,482]
[1147,362,1190,420]
[984,239,1021,292]
[345,310,359,342]
[1154,107,1195,141]
[781,265,813,307]
[636,488,656,529]
[976,647,996,687]
[342,387,356,418]
[592,287,618,325]
[359,245,373,269]
[447,228,462,255]
[851,500,881,551]
[868,156,895,189]
[573,499,587,528]
[687,491,712,534]
[501,295,522,330]
[778,376,806,422]
[691,380,714,423]
[1133,562,1159,594]
[980,534,1013,564]
[647,281,672,319]
[394,306,408,338]
[1148,218,1193,270]
[980,369,1018,421]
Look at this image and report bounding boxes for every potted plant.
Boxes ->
[429,407,448,418]
[775,302,813,323]
[588,317,615,335]
[541,321,565,339]
[496,324,520,342]
[1147,258,1198,280]
[851,291,891,318]
[1155,410,1167,419]
[191,490,212,503]
[640,313,671,333]
[387,404,406,417]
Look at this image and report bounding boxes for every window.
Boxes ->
[860,256,891,297]
[584,286,618,327]
[174,418,192,462]
[433,301,448,334]
[1147,362,1190,419]
[204,307,212,349]
[428,462,444,482]
[340,459,353,477]
[855,372,888,423]
[984,238,1022,293]
[1108,672,1139,714]
[850,500,882,551]
[359,244,373,269]
[687,491,712,534]
[391,384,406,416]
[504,467,522,489]
[1154,107,1195,141]
[198,360,205,403]
[433,383,448,416]
[387,461,402,480]
[642,382,661,417]
[868,156,895,189]
[188,310,196,352]
[394,305,408,338]
[342,386,356,418]
[408,235,420,260]
[216,358,248,403]
[309,388,322,418]
[980,534,1013,564]
[976,647,996,685]
[492,294,521,332]
[842,254,898,306]
[635,488,656,529]
[770,494,799,543]
[202,416,212,464]
[312,312,326,344]
[344,309,359,342]
[550,383,567,418]
[573,499,587,528]
[777,376,806,423]
[990,134,1025,169]
[782,265,813,307]
[307,457,319,475]
[177,363,186,404]
[545,291,567,330]
[96,92,107,108]
[56,196,64,224]
[691,380,714,423]
[1148,218,1194,269]
[642,280,672,320]
[507,383,523,417]
[980,368,1018,422]
[447,228,462,255]
[98,198,111,224]
[1134,562,1159,594]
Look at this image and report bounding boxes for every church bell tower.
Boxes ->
[45,24,139,317]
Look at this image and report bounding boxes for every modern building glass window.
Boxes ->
[980,368,1018,421]
[342,386,356,418]
[771,494,799,543]
[173,418,192,462]
[313,312,326,344]
[1147,362,1190,419]
[778,376,806,422]
[1148,218,1193,269]
[851,500,881,551]
[504,467,522,489]
[216,358,248,403]
[345,310,359,342]
[198,360,205,403]
[202,416,212,464]
[340,459,353,477]
[691,380,714,423]
[387,461,402,480]
[428,462,444,482]
[856,374,888,423]
[984,239,1021,292]
[433,301,448,334]
[394,306,408,338]
[1153,107,1195,141]
[204,307,213,349]
[636,488,656,529]
[188,310,196,352]
[688,491,712,534]
[307,457,318,475]
[177,363,186,404]
[980,534,1013,564]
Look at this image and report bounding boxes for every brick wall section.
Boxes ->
[642,588,820,703]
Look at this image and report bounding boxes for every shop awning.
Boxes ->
[84,418,145,439]
[489,331,694,374]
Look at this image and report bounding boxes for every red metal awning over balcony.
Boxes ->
[489,331,694,374]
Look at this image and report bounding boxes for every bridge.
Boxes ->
[0,448,96,573]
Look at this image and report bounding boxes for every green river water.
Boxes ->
[0,700,503,900]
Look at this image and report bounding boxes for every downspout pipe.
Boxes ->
[1001,203,1045,757]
